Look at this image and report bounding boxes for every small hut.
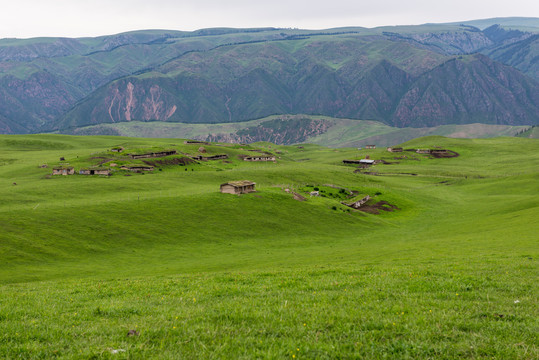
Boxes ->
[120,165,154,172]
[191,154,228,161]
[365,145,376,149]
[129,150,177,159]
[342,159,375,165]
[220,180,256,194]
[52,166,74,175]
[243,155,276,162]
[79,168,111,176]
[387,147,403,152]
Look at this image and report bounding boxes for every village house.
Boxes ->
[184,140,209,145]
[220,180,256,195]
[191,154,229,161]
[365,145,376,149]
[79,168,111,176]
[110,147,124,153]
[52,166,74,175]
[120,165,154,172]
[129,150,177,159]
[387,147,403,152]
[243,155,276,162]
[342,159,375,165]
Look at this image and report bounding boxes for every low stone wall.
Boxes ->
[342,195,370,209]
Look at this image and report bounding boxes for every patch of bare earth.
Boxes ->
[358,201,400,215]
[431,150,459,158]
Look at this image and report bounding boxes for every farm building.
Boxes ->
[110,147,124,152]
[365,145,376,149]
[220,180,256,195]
[120,165,154,172]
[79,168,111,176]
[184,140,209,145]
[342,159,375,165]
[129,150,177,159]
[52,166,74,175]
[387,147,403,152]
[192,154,229,161]
[244,155,276,162]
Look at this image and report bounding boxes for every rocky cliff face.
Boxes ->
[203,117,333,145]
[103,81,177,122]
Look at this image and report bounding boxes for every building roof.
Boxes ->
[121,165,154,169]
[221,180,256,187]
[360,159,375,164]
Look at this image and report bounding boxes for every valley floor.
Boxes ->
[0,134,537,358]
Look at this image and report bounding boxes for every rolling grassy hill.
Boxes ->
[516,125,539,138]
[59,115,528,147]
[0,134,537,358]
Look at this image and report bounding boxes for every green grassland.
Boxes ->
[0,134,537,358]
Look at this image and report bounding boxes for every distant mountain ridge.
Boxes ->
[1,18,539,135]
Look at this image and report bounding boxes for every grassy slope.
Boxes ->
[448,17,539,31]
[516,125,539,138]
[60,117,528,147]
[0,135,537,358]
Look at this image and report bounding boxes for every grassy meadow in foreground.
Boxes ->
[0,134,537,359]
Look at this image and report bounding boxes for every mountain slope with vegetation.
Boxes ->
[56,48,539,130]
[1,18,539,135]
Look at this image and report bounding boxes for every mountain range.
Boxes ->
[1,17,539,140]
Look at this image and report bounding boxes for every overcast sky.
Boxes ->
[1,0,538,39]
